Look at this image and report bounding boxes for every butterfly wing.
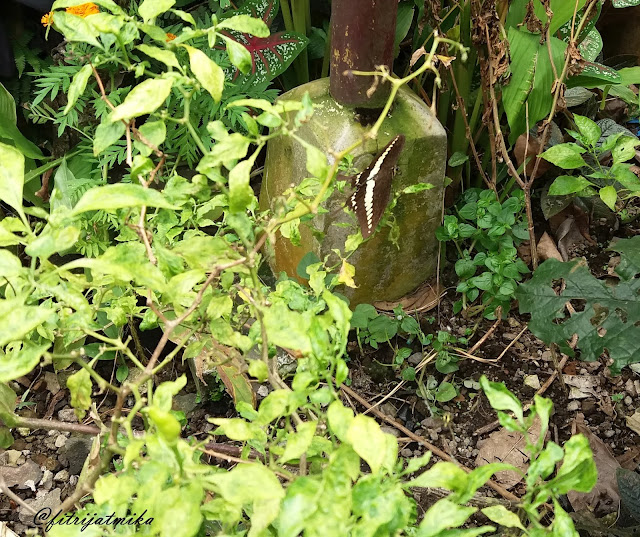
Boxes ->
[348,135,405,239]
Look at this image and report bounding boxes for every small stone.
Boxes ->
[381,403,398,418]
[256,385,269,398]
[172,393,199,416]
[429,431,439,442]
[18,488,61,524]
[604,429,615,438]
[60,435,94,475]
[567,401,580,412]
[400,448,413,458]
[421,417,443,431]
[54,469,69,482]
[44,372,61,394]
[541,351,552,361]
[524,375,541,390]
[39,470,53,491]
[0,450,22,466]
[54,435,67,448]
[57,408,77,423]
[0,460,42,490]
[408,352,423,366]
[380,426,400,437]
[582,400,597,415]
[31,454,59,472]
[69,475,78,486]
[625,396,633,406]
[126,368,149,395]
[0,522,21,536]
[502,332,518,341]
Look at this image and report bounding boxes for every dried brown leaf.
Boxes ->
[537,232,563,262]
[475,416,542,489]
[626,410,640,436]
[374,278,443,312]
[567,421,620,516]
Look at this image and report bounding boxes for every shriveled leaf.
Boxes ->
[67,368,92,420]
[617,468,640,522]
[217,350,256,408]
[474,418,540,489]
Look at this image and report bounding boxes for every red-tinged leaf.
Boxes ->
[218,360,256,409]
[220,0,308,84]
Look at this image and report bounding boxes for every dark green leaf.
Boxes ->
[516,241,640,373]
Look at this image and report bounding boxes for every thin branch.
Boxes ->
[447,64,496,195]
[340,384,521,503]
[12,416,101,436]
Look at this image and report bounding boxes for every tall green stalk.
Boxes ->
[281,0,310,84]
[448,0,475,189]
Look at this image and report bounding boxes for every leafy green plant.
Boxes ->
[437,189,530,319]
[0,1,599,534]
[350,304,426,350]
[478,376,597,535]
[516,235,640,374]
[540,114,640,212]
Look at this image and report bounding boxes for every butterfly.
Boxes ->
[344,134,406,239]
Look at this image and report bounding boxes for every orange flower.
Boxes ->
[165,33,177,42]
[41,11,54,26]
[65,2,100,18]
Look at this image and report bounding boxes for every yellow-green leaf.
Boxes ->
[111,78,173,122]
[184,45,224,102]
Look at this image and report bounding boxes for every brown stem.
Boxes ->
[12,416,101,436]
[447,64,496,196]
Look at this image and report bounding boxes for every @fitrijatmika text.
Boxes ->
[33,507,154,532]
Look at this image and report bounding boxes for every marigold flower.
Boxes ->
[41,12,53,27]
[166,33,177,42]
[65,2,100,18]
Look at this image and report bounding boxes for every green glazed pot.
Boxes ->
[260,78,447,306]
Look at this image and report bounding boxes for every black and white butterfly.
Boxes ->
[343,134,406,239]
